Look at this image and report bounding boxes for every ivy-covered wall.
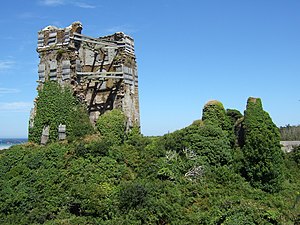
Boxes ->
[202,100,231,131]
[241,97,284,193]
[28,81,94,143]
[202,100,236,147]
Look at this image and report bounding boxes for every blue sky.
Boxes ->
[0,0,299,138]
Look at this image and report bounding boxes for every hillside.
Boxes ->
[0,98,300,224]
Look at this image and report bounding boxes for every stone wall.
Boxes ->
[280,141,300,153]
[31,21,140,131]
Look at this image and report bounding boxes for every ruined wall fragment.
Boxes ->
[30,22,140,143]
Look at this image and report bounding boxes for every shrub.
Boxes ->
[290,145,300,165]
[125,125,149,149]
[74,139,111,157]
[161,123,233,167]
[119,182,148,211]
[96,109,126,145]
[184,124,233,167]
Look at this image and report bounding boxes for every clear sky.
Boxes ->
[0,0,299,138]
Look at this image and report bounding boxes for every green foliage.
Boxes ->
[119,181,148,211]
[226,108,243,127]
[67,105,95,141]
[184,124,233,167]
[96,109,126,145]
[241,97,284,193]
[1,98,300,224]
[74,138,111,157]
[289,145,300,165]
[202,100,231,131]
[125,125,150,149]
[0,142,130,224]
[157,167,175,180]
[0,129,300,224]
[28,81,94,143]
[202,100,236,147]
[162,124,233,167]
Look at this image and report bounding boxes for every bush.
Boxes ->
[119,182,148,211]
[161,123,233,167]
[74,139,111,157]
[96,109,126,145]
[125,125,150,149]
[290,145,300,165]
[184,124,233,167]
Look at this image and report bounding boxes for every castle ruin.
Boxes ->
[30,22,140,136]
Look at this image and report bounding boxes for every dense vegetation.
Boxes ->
[1,98,300,224]
[280,125,300,141]
[241,98,284,193]
[96,109,126,146]
[28,81,94,143]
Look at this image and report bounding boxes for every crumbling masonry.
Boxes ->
[30,22,140,136]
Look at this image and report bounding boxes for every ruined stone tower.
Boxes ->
[31,21,139,131]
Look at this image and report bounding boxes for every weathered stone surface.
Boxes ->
[31,21,140,132]
[280,141,300,153]
[40,125,50,145]
[58,124,66,140]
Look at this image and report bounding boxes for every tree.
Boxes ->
[241,97,284,192]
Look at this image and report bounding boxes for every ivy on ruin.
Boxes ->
[28,81,94,143]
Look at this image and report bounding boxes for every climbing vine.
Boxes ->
[28,81,94,143]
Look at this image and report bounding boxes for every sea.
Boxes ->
[0,138,28,150]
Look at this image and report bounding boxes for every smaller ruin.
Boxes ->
[30,21,140,140]
[58,124,66,140]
